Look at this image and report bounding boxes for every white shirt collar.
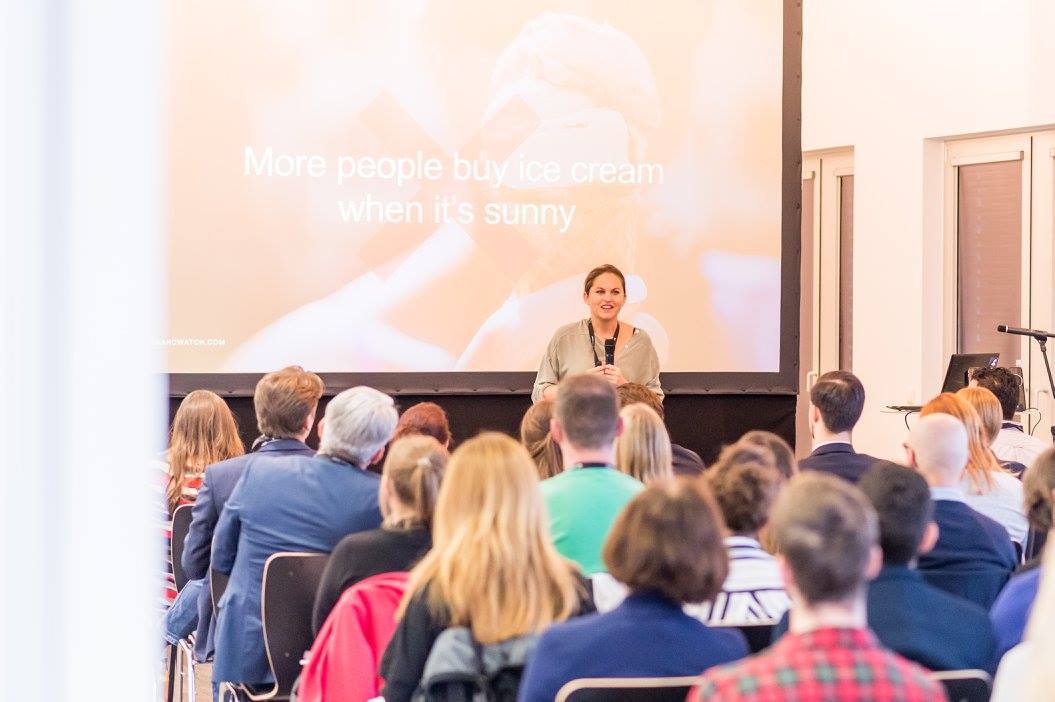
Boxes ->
[812,439,853,451]
[930,485,966,503]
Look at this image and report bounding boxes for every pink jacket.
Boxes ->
[298,571,409,702]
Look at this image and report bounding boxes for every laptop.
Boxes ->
[887,352,1000,412]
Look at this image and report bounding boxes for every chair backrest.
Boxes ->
[260,552,329,699]
[170,504,195,592]
[930,669,992,702]
[210,567,230,616]
[556,677,701,702]
[734,623,776,653]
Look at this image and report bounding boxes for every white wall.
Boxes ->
[802,0,1055,458]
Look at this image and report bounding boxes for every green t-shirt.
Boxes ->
[540,465,645,575]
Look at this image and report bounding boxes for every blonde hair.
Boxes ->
[920,392,1004,493]
[167,390,244,513]
[382,435,447,529]
[520,400,563,480]
[398,432,581,643]
[956,386,1003,445]
[615,404,672,484]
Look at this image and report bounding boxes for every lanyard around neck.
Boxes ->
[587,319,619,367]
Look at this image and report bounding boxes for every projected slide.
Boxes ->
[166,0,784,374]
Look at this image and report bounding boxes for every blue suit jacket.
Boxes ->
[917,499,1017,610]
[210,453,382,685]
[180,439,314,660]
[771,565,998,673]
[798,443,877,484]
[869,565,997,674]
[518,591,748,702]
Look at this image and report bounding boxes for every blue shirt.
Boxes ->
[990,567,1041,659]
[518,591,748,702]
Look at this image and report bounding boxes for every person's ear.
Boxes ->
[903,443,917,469]
[776,555,800,601]
[316,416,326,441]
[303,411,315,435]
[549,417,564,444]
[368,447,385,467]
[613,416,624,439]
[583,290,590,305]
[864,544,883,580]
[918,521,939,556]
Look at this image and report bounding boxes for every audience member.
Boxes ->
[312,435,446,634]
[990,447,1055,658]
[519,399,563,480]
[921,392,1027,544]
[959,385,1027,477]
[379,432,592,702]
[692,473,945,702]
[172,367,321,661]
[906,413,1017,609]
[617,382,706,476]
[692,459,789,624]
[519,481,748,702]
[799,370,878,483]
[211,386,397,690]
[541,374,644,575]
[991,538,1055,702]
[972,366,1047,468]
[159,390,243,608]
[615,403,673,484]
[858,461,998,673]
[392,401,452,448]
[740,430,798,479]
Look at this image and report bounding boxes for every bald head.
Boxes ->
[905,413,968,487]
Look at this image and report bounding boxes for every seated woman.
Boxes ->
[991,447,1055,658]
[615,403,673,484]
[519,399,563,480]
[921,392,1028,544]
[159,389,243,609]
[518,480,749,702]
[311,435,446,633]
[959,386,1027,477]
[379,432,592,702]
[691,459,790,625]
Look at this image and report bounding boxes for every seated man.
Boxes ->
[170,366,322,661]
[210,386,398,690]
[972,366,1048,468]
[859,461,998,672]
[799,371,878,483]
[906,413,1017,609]
[693,473,945,702]
[543,374,644,575]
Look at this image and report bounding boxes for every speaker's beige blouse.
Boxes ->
[531,319,663,403]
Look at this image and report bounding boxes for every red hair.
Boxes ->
[393,402,451,447]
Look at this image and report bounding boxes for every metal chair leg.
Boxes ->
[166,643,178,702]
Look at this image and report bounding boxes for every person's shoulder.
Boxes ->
[990,470,1024,494]
[881,649,947,696]
[1000,567,1042,602]
[694,655,757,699]
[550,319,587,343]
[917,575,992,619]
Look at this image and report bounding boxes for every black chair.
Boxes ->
[556,677,702,702]
[170,504,195,593]
[1024,527,1047,563]
[167,504,196,702]
[219,552,328,701]
[735,623,776,653]
[930,669,992,702]
[211,566,230,616]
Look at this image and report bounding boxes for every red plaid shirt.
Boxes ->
[691,627,947,702]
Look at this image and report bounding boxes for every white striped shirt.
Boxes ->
[685,536,790,625]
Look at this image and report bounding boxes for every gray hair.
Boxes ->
[318,386,398,467]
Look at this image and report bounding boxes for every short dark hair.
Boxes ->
[770,473,877,605]
[583,264,626,293]
[857,461,933,566]
[707,460,783,535]
[604,479,728,604]
[554,374,620,450]
[970,367,1022,421]
[809,371,865,433]
[617,382,664,419]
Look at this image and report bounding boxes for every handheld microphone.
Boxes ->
[604,338,616,366]
[996,324,1055,339]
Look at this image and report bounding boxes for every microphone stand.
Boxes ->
[1033,333,1055,444]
